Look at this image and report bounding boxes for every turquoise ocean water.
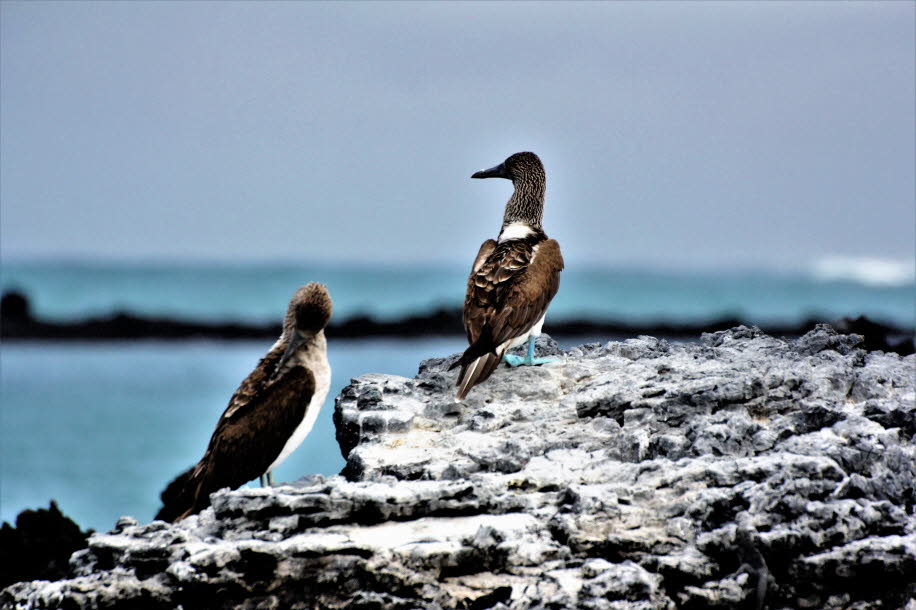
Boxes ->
[3,260,914,325]
[1,262,913,532]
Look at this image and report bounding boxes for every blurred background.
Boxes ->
[2,2,913,532]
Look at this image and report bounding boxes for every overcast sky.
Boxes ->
[2,1,913,271]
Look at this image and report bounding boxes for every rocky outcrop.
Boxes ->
[3,326,915,609]
[0,502,92,590]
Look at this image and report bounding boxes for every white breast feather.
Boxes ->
[498,222,534,242]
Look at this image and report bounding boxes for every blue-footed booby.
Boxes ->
[155,283,332,522]
[450,152,564,401]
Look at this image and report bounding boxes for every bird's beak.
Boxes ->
[472,162,509,179]
[273,332,306,378]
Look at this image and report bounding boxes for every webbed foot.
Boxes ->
[503,353,527,367]
[503,353,557,367]
[503,337,557,367]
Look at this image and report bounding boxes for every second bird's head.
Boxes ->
[285,283,332,339]
[274,283,332,376]
[472,151,544,183]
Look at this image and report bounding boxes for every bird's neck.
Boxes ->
[295,329,326,355]
[275,329,326,370]
[500,179,545,239]
[310,330,327,352]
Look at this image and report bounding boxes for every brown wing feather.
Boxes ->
[219,347,282,421]
[464,239,497,344]
[453,238,564,397]
[464,238,563,355]
[156,348,284,522]
[177,361,316,520]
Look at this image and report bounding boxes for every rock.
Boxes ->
[0,501,92,590]
[3,328,915,609]
[0,290,30,321]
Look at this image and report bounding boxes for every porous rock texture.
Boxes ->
[3,326,915,609]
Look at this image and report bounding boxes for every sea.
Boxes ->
[2,260,913,532]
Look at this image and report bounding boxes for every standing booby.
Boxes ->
[155,283,332,522]
[450,152,564,401]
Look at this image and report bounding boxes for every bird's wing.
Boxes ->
[463,238,564,357]
[463,239,497,343]
[193,365,316,496]
[219,347,282,422]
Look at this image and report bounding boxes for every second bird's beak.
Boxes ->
[472,162,509,180]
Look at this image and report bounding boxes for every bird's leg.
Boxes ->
[259,474,268,487]
[526,335,557,365]
[503,336,556,367]
[267,471,277,486]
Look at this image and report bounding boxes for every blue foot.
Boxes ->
[503,353,528,367]
[530,356,557,365]
[503,337,557,367]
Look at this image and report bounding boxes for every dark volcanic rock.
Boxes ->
[3,328,915,609]
[0,502,92,590]
[3,290,913,356]
[1,291,30,321]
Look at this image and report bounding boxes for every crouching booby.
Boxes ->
[155,283,332,522]
[450,151,564,401]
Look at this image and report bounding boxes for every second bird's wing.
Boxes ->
[181,365,317,518]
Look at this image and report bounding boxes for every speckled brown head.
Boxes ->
[472,151,547,230]
[284,283,332,338]
[274,283,332,377]
[472,152,544,183]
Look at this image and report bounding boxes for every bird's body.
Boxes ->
[452,152,564,401]
[156,283,332,522]
[262,333,331,475]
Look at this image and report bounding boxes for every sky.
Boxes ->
[2,1,914,272]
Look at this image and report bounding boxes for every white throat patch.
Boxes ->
[499,222,534,242]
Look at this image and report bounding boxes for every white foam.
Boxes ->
[810,256,915,287]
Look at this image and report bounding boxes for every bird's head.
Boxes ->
[275,283,332,377]
[472,151,544,183]
[285,282,332,339]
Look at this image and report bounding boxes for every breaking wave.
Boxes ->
[811,256,915,287]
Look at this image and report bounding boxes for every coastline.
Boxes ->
[2,291,913,355]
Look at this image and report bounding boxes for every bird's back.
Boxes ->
[453,234,563,400]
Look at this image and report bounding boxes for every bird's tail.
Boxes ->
[454,350,503,402]
[154,465,198,523]
[449,326,498,371]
